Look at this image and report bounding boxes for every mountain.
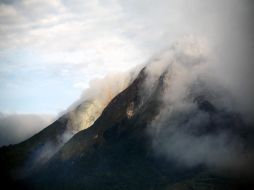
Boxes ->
[1,63,254,190]
[0,99,108,188]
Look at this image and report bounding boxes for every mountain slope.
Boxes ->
[0,99,112,182]
[28,68,173,189]
[23,67,254,190]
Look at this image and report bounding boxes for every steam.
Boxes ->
[145,36,254,174]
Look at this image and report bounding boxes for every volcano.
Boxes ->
[1,44,254,190]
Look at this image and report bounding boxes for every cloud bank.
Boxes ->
[0,113,55,146]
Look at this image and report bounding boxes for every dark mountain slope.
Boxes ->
[28,68,183,190]
[26,68,254,190]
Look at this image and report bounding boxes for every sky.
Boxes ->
[0,0,253,115]
[0,0,152,114]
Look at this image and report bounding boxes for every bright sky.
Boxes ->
[0,0,252,114]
